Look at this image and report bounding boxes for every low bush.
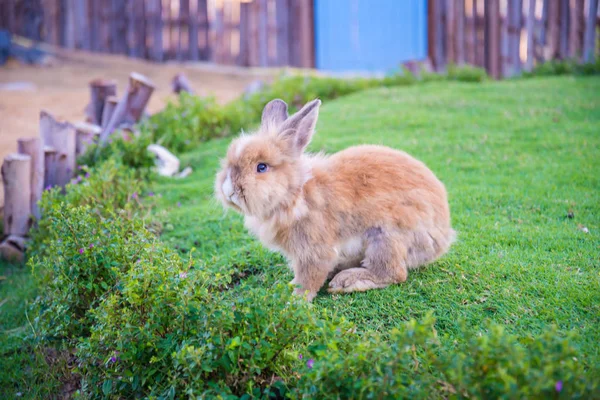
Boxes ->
[29,160,149,341]
[523,58,600,78]
[295,317,598,399]
[77,255,351,398]
[77,128,156,179]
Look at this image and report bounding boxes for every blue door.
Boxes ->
[314,0,427,74]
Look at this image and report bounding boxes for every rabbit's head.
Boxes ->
[215,99,321,218]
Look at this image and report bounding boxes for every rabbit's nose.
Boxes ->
[222,170,235,199]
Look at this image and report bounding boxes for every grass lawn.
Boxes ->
[151,75,600,367]
[0,74,598,397]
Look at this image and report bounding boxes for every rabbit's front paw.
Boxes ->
[293,286,317,302]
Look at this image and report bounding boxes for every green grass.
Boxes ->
[151,75,600,369]
[0,260,60,399]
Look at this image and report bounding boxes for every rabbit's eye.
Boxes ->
[256,163,269,173]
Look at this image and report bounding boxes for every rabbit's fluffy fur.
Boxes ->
[215,99,455,301]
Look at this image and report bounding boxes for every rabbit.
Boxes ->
[215,98,455,301]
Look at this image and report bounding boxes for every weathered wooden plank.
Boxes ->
[507,0,523,75]
[455,0,466,65]
[147,0,163,61]
[446,0,456,64]
[239,1,250,66]
[42,0,60,45]
[257,0,269,66]
[485,0,501,78]
[275,0,290,66]
[569,0,585,59]
[199,0,209,60]
[126,1,138,57]
[475,0,486,67]
[73,0,90,49]
[546,0,559,58]
[179,0,190,60]
[189,0,199,60]
[465,0,477,65]
[297,0,315,68]
[535,0,549,62]
[583,0,599,62]
[63,0,76,49]
[558,0,570,58]
[525,0,536,70]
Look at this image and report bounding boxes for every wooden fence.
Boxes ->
[429,0,600,78]
[0,0,315,68]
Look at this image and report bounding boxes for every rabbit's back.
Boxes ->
[312,145,452,232]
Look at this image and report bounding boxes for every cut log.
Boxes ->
[124,72,155,122]
[74,122,102,157]
[17,137,44,220]
[101,96,118,130]
[88,79,117,125]
[40,111,76,188]
[171,73,195,94]
[2,153,32,236]
[99,72,155,143]
[43,146,57,189]
[0,235,28,263]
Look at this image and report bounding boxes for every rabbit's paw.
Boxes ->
[328,268,389,293]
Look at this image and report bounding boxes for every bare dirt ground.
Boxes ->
[0,48,278,206]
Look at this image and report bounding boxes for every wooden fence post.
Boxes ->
[99,73,155,143]
[101,96,119,130]
[583,0,599,62]
[43,146,57,189]
[446,0,456,65]
[569,0,584,59]
[485,0,501,78]
[40,111,77,188]
[276,0,291,66]
[465,0,477,65]
[507,0,523,76]
[239,1,250,66]
[455,0,466,65]
[525,0,536,71]
[17,138,44,221]
[147,0,163,61]
[89,79,117,126]
[2,153,32,236]
[558,0,570,58]
[74,122,102,157]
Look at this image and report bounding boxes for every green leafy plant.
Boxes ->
[29,160,149,341]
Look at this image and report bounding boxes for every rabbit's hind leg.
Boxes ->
[328,227,408,294]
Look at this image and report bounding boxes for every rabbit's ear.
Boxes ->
[261,99,289,127]
[279,99,321,155]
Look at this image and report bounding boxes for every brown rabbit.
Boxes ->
[215,99,455,301]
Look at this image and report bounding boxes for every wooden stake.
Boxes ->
[171,73,195,94]
[40,111,77,188]
[101,96,118,130]
[99,72,155,143]
[43,146,58,189]
[17,138,44,221]
[2,153,32,236]
[89,79,117,125]
[74,122,102,157]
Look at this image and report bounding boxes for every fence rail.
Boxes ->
[0,0,315,68]
[429,0,600,78]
